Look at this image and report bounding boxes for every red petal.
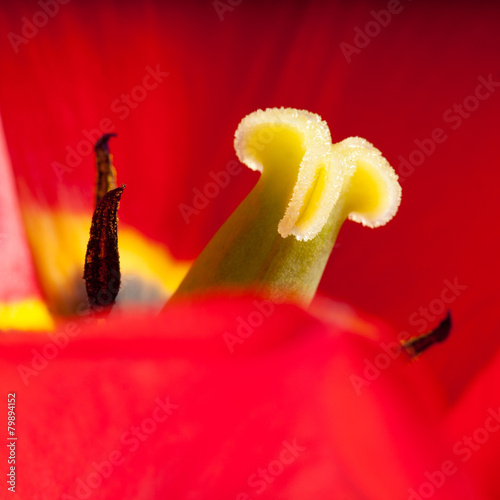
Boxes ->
[0,297,479,498]
[444,347,500,499]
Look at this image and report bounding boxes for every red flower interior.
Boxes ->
[0,1,499,498]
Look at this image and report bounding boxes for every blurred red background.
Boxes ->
[0,0,499,401]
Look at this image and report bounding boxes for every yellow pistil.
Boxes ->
[171,107,401,305]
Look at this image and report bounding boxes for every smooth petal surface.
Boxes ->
[444,348,500,499]
[0,297,479,499]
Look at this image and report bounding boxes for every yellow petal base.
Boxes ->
[21,207,191,315]
[0,298,54,332]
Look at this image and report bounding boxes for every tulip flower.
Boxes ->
[0,1,499,499]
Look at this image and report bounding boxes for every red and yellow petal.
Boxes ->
[0,117,53,331]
